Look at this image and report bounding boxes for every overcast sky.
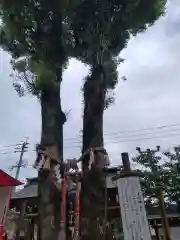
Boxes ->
[0,0,180,181]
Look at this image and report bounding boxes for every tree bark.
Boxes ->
[157,190,172,240]
[38,79,66,240]
[40,82,65,155]
[82,67,105,152]
[81,66,107,240]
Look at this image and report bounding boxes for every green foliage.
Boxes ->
[0,0,66,65]
[70,0,165,59]
[70,0,166,60]
[133,146,180,205]
[132,150,169,203]
[0,0,166,100]
[10,58,56,97]
[163,146,180,204]
[69,0,166,109]
[0,0,78,98]
[83,56,119,109]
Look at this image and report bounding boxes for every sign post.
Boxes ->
[112,153,151,240]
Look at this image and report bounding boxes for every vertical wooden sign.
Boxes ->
[117,176,151,240]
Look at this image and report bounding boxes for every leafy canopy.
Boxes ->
[0,0,79,96]
[133,150,169,203]
[163,146,180,204]
[70,0,166,62]
[0,0,67,65]
[0,0,166,101]
[69,0,166,107]
[133,146,180,205]
[10,57,56,97]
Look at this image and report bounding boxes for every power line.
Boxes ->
[105,127,180,139]
[2,123,180,155]
[41,129,180,146]
[63,122,180,142]
[61,127,180,145]
[105,132,180,144]
[1,130,180,156]
[1,122,180,148]
[0,143,23,148]
[0,146,24,152]
[0,131,180,155]
[103,122,180,136]
[62,122,180,144]
[0,148,16,152]
[0,151,17,155]
[6,139,29,183]
[0,142,26,153]
[0,142,29,154]
[14,138,29,180]
[59,131,180,146]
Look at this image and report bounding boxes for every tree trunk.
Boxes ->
[157,190,172,240]
[40,82,65,155]
[38,79,66,240]
[81,66,107,240]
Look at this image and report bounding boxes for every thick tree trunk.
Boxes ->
[36,0,65,238]
[81,66,107,240]
[40,82,65,155]
[38,80,66,240]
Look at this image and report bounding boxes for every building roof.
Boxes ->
[0,169,23,187]
[11,178,38,199]
[11,177,180,218]
[11,167,119,199]
[12,184,37,199]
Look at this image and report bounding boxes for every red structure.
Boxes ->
[0,169,23,240]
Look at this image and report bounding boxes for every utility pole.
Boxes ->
[11,139,29,240]
[10,138,29,180]
[136,146,172,240]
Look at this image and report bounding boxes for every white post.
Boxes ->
[116,176,151,240]
[114,152,151,240]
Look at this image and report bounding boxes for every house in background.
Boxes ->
[0,169,23,240]
[10,167,180,240]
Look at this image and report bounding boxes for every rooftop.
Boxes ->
[12,178,38,199]
[11,176,180,217]
[11,167,119,199]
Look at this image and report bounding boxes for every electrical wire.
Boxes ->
[63,122,180,142]
[0,151,17,155]
[103,122,180,136]
[0,148,15,152]
[1,130,180,155]
[2,122,180,149]
[2,122,180,155]
[62,127,180,145]
[0,143,23,148]
[62,124,180,145]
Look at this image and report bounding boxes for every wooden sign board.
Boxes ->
[116,176,151,240]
